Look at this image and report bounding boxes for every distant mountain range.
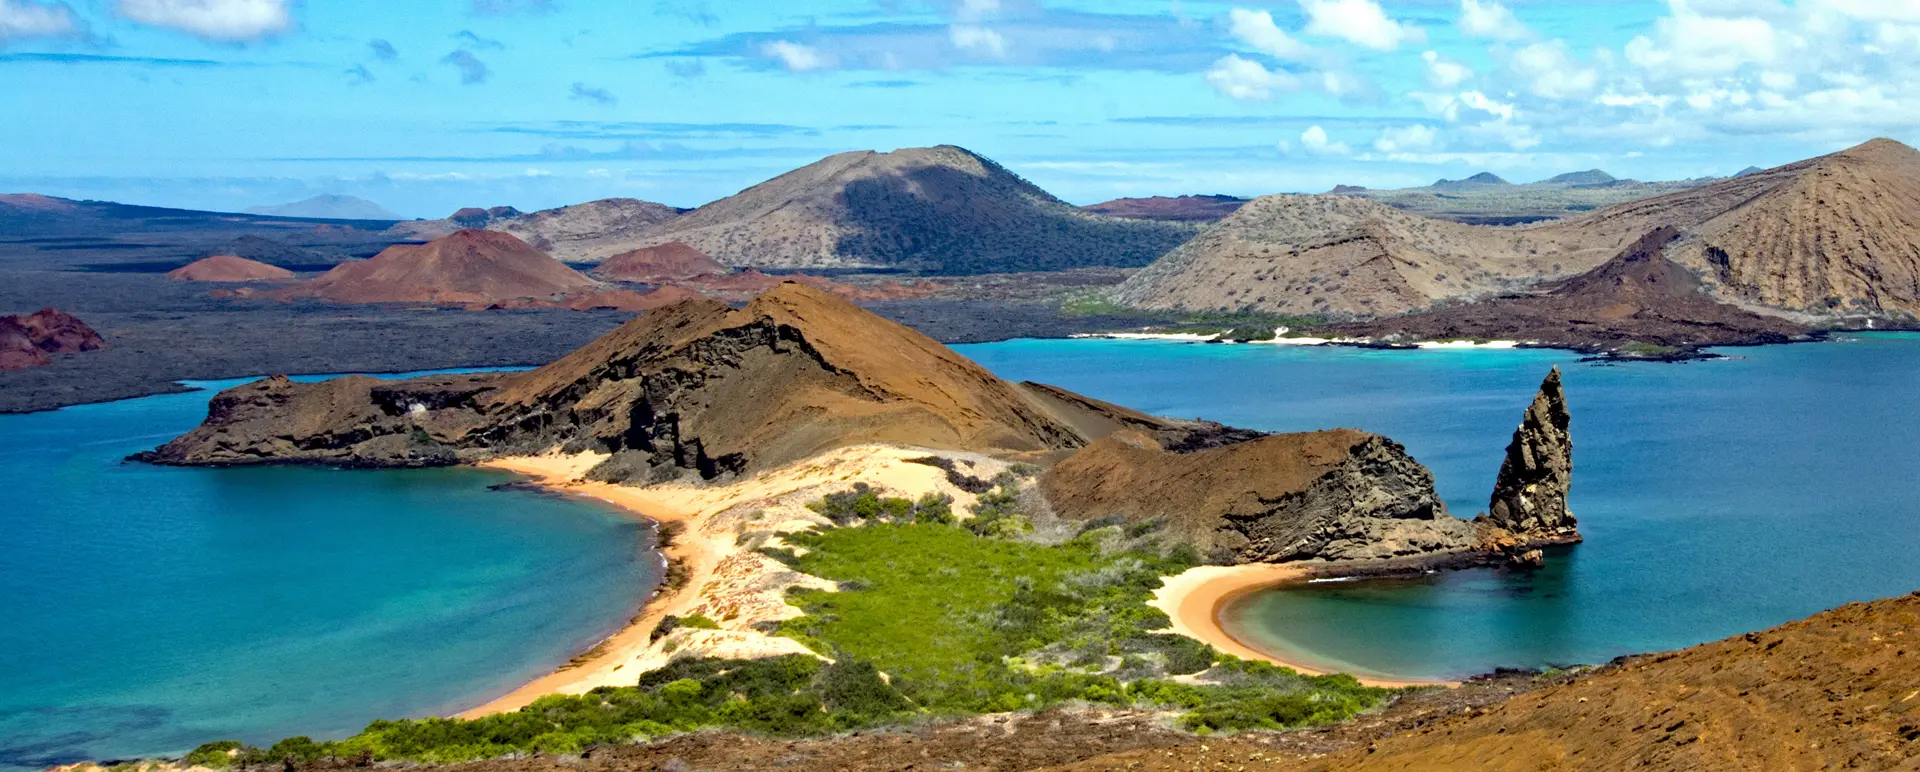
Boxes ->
[1080,194,1250,223]
[244,195,402,221]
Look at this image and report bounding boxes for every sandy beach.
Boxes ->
[1150,564,1454,689]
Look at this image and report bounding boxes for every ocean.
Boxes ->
[958,334,1920,681]
[0,372,658,770]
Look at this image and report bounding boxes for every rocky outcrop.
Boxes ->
[449,206,523,229]
[1041,428,1480,563]
[0,308,107,370]
[138,284,1135,475]
[1482,367,1579,544]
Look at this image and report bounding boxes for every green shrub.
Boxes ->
[677,614,721,630]
[182,740,248,768]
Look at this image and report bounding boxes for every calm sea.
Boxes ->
[957,334,1920,681]
[0,372,658,770]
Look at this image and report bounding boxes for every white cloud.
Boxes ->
[1510,40,1598,99]
[1300,125,1352,155]
[954,0,1000,22]
[762,40,834,71]
[1299,0,1423,51]
[950,24,1007,58]
[1205,54,1301,100]
[116,0,290,41]
[1374,124,1439,153]
[1459,0,1531,41]
[1623,4,1782,76]
[0,0,80,41]
[1226,8,1314,60]
[1422,50,1473,88]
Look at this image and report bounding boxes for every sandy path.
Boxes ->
[1150,564,1455,689]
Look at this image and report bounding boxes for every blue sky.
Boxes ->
[2,0,1916,218]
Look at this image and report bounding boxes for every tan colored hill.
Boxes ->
[165,255,297,282]
[269,229,599,306]
[1118,138,1920,322]
[617,145,1196,274]
[1669,138,1920,318]
[593,242,728,283]
[1060,589,1920,771]
[1330,228,1809,355]
[488,198,686,263]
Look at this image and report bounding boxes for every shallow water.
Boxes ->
[957,334,1920,681]
[0,372,658,770]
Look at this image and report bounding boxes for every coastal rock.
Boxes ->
[1041,428,1480,563]
[1483,367,1579,544]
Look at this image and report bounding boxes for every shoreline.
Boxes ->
[1150,564,1457,690]
[457,456,716,717]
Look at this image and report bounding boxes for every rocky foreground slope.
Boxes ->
[1060,589,1920,771]
[1120,138,1920,324]
[140,284,1564,566]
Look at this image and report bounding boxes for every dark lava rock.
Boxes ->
[1484,367,1579,544]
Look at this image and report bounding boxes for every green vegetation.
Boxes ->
[676,613,721,630]
[1614,341,1683,358]
[186,480,1392,765]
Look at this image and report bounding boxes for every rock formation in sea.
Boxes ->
[1484,368,1578,541]
[166,255,298,282]
[0,308,107,370]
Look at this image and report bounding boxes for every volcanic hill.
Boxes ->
[267,229,600,306]
[593,242,729,283]
[166,255,297,282]
[618,145,1197,274]
[244,195,401,221]
[1117,138,1920,323]
[488,198,687,263]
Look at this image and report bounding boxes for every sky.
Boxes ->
[1,0,1917,219]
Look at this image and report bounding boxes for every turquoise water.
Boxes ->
[957,334,1920,681]
[0,373,658,770]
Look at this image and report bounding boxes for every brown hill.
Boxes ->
[1081,195,1249,223]
[1670,137,1920,318]
[1063,589,1920,771]
[269,229,599,306]
[593,242,728,283]
[619,145,1197,274]
[1330,228,1810,355]
[489,198,686,263]
[139,284,1126,474]
[1117,139,1920,322]
[0,308,106,370]
[166,255,297,282]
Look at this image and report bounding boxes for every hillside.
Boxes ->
[1331,228,1809,355]
[1118,139,1920,321]
[488,198,687,263]
[268,230,599,306]
[1668,138,1920,319]
[1081,194,1249,223]
[0,193,400,237]
[621,145,1197,274]
[244,195,401,221]
[592,242,728,283]
[1347,171,1710,225]
[1062,589,1920,771]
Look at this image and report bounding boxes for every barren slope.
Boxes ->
[1064,590,1920,771]
[166,255,297,282]
[620,145,1196,274]
[488,198,686,263]
[1118,139,1920,321]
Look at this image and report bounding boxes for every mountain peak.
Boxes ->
[1545,170,1617,185]
[244,195,401,221]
